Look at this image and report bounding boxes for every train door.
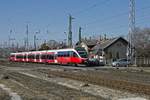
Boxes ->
[33,53,36,62]
[41,53,47,63]
[46,52,55,64]
[26,53,29,62]
[35,53,40,63]
[13,54,16,61]
[54,52,58,63]
[57,51,72,64]
[22,54,25,62]
[64,51,71,64]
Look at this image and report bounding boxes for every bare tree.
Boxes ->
[39,43,49,50]
[47,40,59,49]
[133,27,150,57]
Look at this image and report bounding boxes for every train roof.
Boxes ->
[10,48,76,55]
[48,48,75,52]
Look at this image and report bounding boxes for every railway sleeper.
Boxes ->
[47,70,150,95]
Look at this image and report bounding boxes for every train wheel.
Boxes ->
[73,63,78,67]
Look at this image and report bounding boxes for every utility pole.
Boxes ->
[34,35,37,50]
[34,31,40,51]
[34,35,36,50]
[24,38,26,50]
[8,29,15,51]
[68,15,74,48]
[128,0,135,65]
[79,27,82,43]
[8,29,12,48]
[26,24,29,51]
[16,42,19,51]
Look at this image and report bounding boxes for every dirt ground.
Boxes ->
[0,88,10,100]
[0,61,150,100]
[0,71,104,100]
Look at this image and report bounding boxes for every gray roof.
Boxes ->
[92,37,128,53]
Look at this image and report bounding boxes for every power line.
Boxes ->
[26,24,29,51]
[73,0,111,16]
[88,16,150,36]
[84,5,150,27]
[83,10,150,33]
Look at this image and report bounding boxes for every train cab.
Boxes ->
[56,48,88,65]
[75,47,88,64]
[9,53,16,61]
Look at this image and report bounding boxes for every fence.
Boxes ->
[136,57,150,67]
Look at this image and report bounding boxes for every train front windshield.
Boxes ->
[75,47,88,58]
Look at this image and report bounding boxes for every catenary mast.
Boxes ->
[128,0,135,64]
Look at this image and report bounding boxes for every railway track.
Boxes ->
[1,60,150,97]
[36,69,150,96]
[0,71,103,100]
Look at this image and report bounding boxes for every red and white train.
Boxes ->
[9,48,88,66]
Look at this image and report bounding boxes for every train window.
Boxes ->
[64,52,67,57]
[61,52,64,57]
[58,51,71,57]
[73,52,78,57]
[75,47,88,58]
[36,55,40,59]
[24,55,27,59]
[31,55,35,59]
[57,53,60,57]
[28,55,31,59]
[57,54,60,57]
[66,52,70,57]
[16,55,19,59]
[23,55,25,59]
[27,55,29,59]
[41,54,47,59]
[78,51,88,58]
[28,55,30,59]
[16,55,23,59]
[28,55,34,59]
[47,54,54,60]
[11,55,15,57]
[30,55,32,59]
[58,52,63,57]
[63,52,66,57]
[27,55,30,59]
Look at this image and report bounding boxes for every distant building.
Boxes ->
[76,38,98,54]
[76,37,128,64]
[46,40,67,50]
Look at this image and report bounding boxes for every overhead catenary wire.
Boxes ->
[86,11,150,31]
[79,5,150,35]
[84,5,150,27]
[83,7,150,34]
[73,0,111,16]
[91,16,150,36]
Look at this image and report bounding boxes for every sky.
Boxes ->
[0,0,150,47]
